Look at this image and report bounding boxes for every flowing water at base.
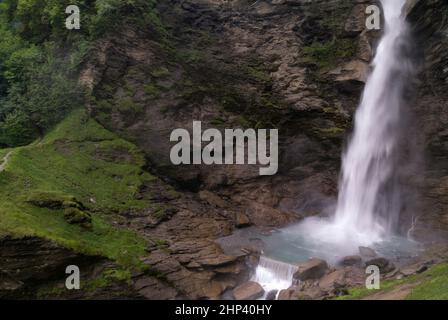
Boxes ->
[250,223,423,296]
[251,256,298,298]
[259,222,423,266]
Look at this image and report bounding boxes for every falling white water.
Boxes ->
[296,0,415,253]
[333,0,413,242]
[251,256,298,298]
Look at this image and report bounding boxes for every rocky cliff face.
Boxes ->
[81,0,381,225]
[3,0,448,300]
[405,0,448,239]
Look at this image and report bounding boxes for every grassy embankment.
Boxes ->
[0,109,153,269]
[338,263,448,300]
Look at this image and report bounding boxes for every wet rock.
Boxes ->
[266,290,278,300]
[241,201,296,227]
[344,3,368,36]
[358,31,373,62]
[343,266,367,288]
[365,257,395,274]
[235,212,251,228]
[339,255,362,267]
[233,281,264,300]
[0,236,103,298]
[318,269,347,295]
[400,262,431,276]
[359,246,377,258]
[278,288,294,300]
[294,258,328,281]
[134,276,178,300]
[199,191,228,209]
[330,60,369,84]
[281,280,327,300]
[403,0,421,18]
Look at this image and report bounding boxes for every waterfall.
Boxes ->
[251,0,417,294]
[292,0,416,255]
[333,0,414,242]
[251,256,298,298]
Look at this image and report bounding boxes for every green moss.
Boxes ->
[0,109,152,268]
[26,191,80,209]
[63,207,92,228]
[210,117,226,126]
[150,67,170,78]
[261,96,281,110]
[302,38,357,72]
[245,65,272,84]
[314,127,345,137]
[144,83,161,98]
[117,97,143,115]
[178,49,206,65]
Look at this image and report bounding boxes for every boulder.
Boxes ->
[235,212,251,228]
[365,257,395,274]
[400,262,430,277]
[266,290,278,300]
[233,281,264,300]
[278,285,325,300]
[339,255,362,267]
[318,269,347,295]
[359,246,377,258]
[278,288,295,300]
[294,258,328,281]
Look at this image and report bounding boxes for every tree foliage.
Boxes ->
[0,0,163,147]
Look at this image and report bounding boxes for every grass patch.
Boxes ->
[338,263,448,300]
[406,264,448,300]
[0,109,153,268]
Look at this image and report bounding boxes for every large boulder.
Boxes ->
[339,255,362,267]
[233,281,264,300]
[359,246,377,258]
[365,257,395,274]
[265,290,278,301]
[293,258,328,281]
[235,212,251,228]
[318,269,347,295]
[278,283,325,300]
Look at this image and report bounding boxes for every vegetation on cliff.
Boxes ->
[0,109,151,267]
[0,0,164,147]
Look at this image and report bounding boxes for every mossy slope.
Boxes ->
[0,109,152,267]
